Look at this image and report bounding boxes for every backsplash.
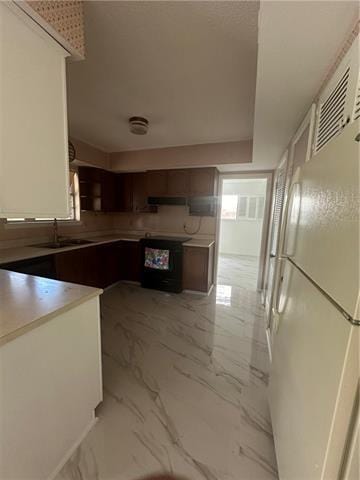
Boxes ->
[113,206,216,238]
[0,212,114,249]
[0,206,216,249]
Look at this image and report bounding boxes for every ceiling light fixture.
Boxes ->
[129,116,149,135]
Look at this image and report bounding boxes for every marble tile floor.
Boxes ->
[56,279,277,480]
[217,254,259,291]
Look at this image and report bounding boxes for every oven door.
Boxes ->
[140,239,183,293]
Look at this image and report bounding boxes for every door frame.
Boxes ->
[290,103,316,167]
[214,171,274,291]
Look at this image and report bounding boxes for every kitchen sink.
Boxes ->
[65,238,94,245]
[33,239,94,249]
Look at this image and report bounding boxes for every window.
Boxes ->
[221,194,265,221]
[7,171,80,224]
[221,195,238,220]
[256,197,265,219]
[238,197,248,217]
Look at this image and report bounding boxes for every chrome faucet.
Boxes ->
[53,218,59,245]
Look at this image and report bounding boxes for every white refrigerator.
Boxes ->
[269,120,360,479]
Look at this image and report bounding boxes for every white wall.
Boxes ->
[219,179,267,257]
[220,219,263,256]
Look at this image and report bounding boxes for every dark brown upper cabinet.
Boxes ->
[101,170,117,212]
[116,173,133,212]
[146,170,168,196]
[167,169,189,196]
[78,166,217,213]
[132,172,157,213]
[146,167,218,197]
[189,168,218,196]
[117,172,157,214]
[78,166,103,212]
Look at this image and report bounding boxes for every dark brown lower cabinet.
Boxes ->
[118,241,141,282]
[182,244,214,292]
[55,246,99,287]
[55,243,123,288]
[97,242,122,287]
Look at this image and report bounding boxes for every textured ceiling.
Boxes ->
[67,1,259,152]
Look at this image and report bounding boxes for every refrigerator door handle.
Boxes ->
[272,258,288,333]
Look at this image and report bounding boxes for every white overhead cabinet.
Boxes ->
[0,3,70,218]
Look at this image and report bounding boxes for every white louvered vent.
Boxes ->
[353,72,360,121]
[270,165,286,256]
[315,67,350,152]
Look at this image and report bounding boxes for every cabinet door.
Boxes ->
[55,247,100,287]
[117,174,133,212]
[101,170,116,212]
[189,168,217,196]
[132,173,148,212]
[81,246,101,287]
[55,250,85,285]
[0,4,70,218]
[146,171,168,196]
[167,169,189,196]
[183,246,210,292]
[119,241,141,282]
[97,242,121,287]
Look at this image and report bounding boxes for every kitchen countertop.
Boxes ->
[184,238,215,248]
[0,233,215,265]
[0,270,102,346]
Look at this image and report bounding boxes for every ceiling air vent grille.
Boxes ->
[315,67,350,152]
[353,72,360,121]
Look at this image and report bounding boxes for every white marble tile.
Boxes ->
[56,259,277,480]
[217,254,259,290]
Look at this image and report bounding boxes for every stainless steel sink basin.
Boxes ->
[65,238,94,245]
[33,239,94,249]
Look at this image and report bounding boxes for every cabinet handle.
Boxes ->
[355,133,360,142]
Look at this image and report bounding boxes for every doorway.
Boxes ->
[216,173,272,291]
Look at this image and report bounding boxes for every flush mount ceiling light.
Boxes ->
[129,116,149,135]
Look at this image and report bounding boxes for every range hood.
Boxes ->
[148,196,187,206]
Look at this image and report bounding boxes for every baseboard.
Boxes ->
[183,284,214,296]
[48,414,98,480]
[104,280,141,292]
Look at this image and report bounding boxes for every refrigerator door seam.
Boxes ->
[284,257,360,326]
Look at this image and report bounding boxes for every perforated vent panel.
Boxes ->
[270,166,286,256]
[353,73,360,121]
[315,67,350,152]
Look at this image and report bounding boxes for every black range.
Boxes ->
[140,236,191,293]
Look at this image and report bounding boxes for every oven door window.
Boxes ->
[144,247,170,270]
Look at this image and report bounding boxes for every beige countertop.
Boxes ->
[0,233,214,265]
[184,238,215,248]
[0,270,102,346]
